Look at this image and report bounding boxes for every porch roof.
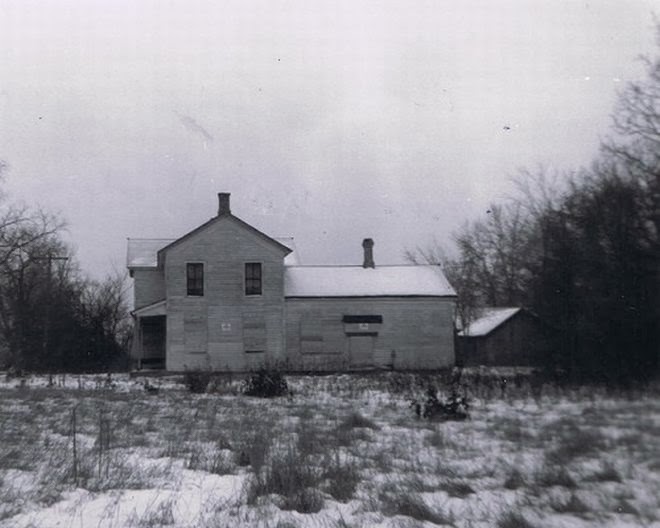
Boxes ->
[132,299,166,317]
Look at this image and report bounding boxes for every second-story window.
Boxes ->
[245,262,262,296]
[186,263,204,296]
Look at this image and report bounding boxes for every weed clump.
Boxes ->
[249,444,323,513]
[412,385,470,421]
[235,429,271,474]
[381,490,454,525]
[321,451,361,502]
[411,368,470,421]
[182,370,211,394]
[242,367,289,398]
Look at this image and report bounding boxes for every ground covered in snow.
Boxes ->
[0,371,659,528]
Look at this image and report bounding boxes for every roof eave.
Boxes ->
[285,294,457,299]
[459,308,523,338]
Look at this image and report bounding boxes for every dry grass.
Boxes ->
[380,487,455,526]
[497,510,538,528]
[0,371,658,528]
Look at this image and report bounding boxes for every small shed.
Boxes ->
[456,307,544,367]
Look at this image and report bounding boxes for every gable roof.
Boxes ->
[284,265,456,298]
[458,307,521,337]
[155,214,291,263]
[127,232,297,269]
[127,212,296,269]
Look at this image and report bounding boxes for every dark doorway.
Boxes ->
[140,316,166,369]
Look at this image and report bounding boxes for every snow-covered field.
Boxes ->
[0,371,658,528]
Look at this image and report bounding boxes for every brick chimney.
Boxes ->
[362,238,375,268]
[218,193,231,216]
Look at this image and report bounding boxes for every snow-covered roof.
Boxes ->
[277,237,301,266]
[127,239,174,268]
[127,237,299,268]
[458,307,521,337]
[284,265,456,297]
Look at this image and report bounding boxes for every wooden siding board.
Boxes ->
[133,269,166,309]
[163,218,285,370]
[285,297,455,370]
[457,311,545,366]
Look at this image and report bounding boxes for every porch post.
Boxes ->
[132,315,143,369]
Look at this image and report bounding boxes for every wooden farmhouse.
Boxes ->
[127,193,457,372]
[456,307,544,367]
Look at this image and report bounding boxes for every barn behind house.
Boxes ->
[456,307,545,366]
[127,193,457,371]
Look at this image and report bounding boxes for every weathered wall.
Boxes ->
[285,297,455,370]
[163,217,287,371]
[133,269,166,309]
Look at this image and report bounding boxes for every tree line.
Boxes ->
[410,32,660,383]
[0,166,130,373]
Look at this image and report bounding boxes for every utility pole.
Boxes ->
[34,253,69,360]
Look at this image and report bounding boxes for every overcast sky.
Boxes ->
[0,0,657,278]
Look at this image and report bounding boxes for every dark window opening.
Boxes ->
[342,315,383,324]
[186,263,204,296]
[245,263,262,296]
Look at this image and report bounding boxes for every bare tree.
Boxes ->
[0,169,130,371]
[0,203,67,369]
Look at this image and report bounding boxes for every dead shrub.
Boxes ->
[411,384,470,422]
[242,367,289,398]
[182,370,211,394]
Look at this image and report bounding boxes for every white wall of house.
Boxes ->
[162,217,288,371]
[132,269,165,310]
[285,297,455,370]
